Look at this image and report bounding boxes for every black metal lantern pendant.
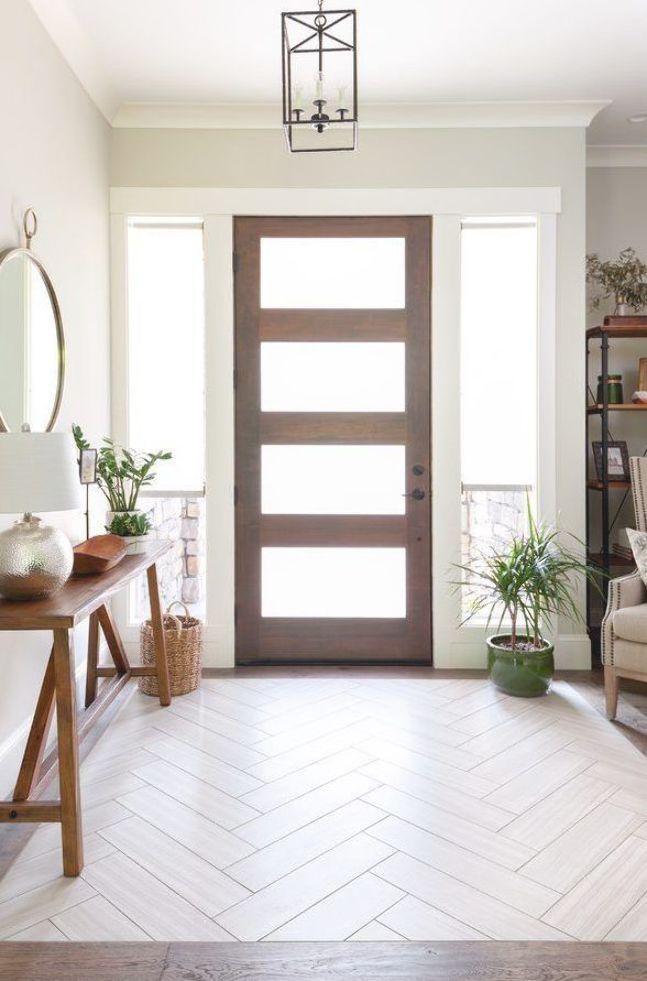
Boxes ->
[282,1,358,152]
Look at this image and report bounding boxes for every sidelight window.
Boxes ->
[460,218,538,617]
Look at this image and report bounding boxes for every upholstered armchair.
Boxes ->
[602,456,647,719]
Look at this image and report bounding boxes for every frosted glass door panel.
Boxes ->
[262,445,405,514]
[261,342,405,411]
[262,548,406,617]
[261,238,405,308]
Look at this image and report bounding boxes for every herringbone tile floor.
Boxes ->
[2,672,647,942]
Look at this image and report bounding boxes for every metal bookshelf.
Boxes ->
[585,316,647,659]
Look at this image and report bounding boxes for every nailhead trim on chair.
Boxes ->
[630,456,647,533]
[601,578,618,666]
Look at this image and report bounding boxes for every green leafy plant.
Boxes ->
[453,501,602,652]
[107,511,152,537]
[586,248,647,312]
[72,424,172,515]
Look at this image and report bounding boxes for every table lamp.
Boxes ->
[0,431,83,599]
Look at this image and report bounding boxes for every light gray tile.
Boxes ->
[235,772,379,848]
[216,833,394,941]
[118,784,255,866]
[266,873,404,940]
[374,852,570,941]
[82,852,234,941]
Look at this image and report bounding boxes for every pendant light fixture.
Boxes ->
[282,1,358,152]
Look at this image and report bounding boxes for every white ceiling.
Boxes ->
[27,0,647,145]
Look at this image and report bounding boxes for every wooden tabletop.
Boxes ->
[0,540,172,631]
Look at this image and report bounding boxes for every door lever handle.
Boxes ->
[402,488,425,500]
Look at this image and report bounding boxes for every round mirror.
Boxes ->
[0,246,65,432]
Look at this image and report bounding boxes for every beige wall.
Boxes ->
[586,167,647,550]
[112,124,590,665]
[112,125,582,190]
[0,0,111,790]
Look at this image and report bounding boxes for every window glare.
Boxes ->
[460,222,537,486]
[460,220,538,621]
[127,222,205,492]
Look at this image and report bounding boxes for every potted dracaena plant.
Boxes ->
[73,425,171,552]
[453,502,601,696]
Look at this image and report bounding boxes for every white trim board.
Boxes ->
[109,185,573,668]
[438,634,592,671]
[111,186,562,217]
[112,100,609,130]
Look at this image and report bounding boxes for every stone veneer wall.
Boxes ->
[461,489,526,567]
[135,496,205,618]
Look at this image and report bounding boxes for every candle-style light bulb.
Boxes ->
[293,84,304,111]
[314,70,326,103]
[337,85,347,109]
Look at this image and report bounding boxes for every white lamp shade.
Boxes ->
[0,432,83,514]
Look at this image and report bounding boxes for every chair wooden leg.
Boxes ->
[604,664,619,721]
[53,628,83,876]
[146,563,171,706]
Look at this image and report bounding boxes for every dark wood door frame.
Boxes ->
[234,216,432,664]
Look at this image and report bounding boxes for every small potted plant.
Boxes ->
[73,425,171,553]
[586,247,647,315]
[454,504,600,696]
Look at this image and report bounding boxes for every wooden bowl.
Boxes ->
[73,534,128,576]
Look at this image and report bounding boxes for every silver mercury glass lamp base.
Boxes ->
[0,513,73,600]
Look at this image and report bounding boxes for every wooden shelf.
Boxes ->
[587,403,647,413]
[587,480,631,490]
[587,317,647,340]
[588,552,635,569]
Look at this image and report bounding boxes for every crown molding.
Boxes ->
[27,0,119,122]
[112,99,610,130]
[587,145,647,167]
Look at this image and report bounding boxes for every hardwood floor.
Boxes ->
[3,670,647,949]
[2,941,647,980]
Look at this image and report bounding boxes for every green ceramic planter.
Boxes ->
[487,635,554,697]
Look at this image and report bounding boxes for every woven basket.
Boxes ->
[139,601,202,697]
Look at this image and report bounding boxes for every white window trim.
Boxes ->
[110,187,560,668]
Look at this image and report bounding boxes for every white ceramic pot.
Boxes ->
[105,510,151,553]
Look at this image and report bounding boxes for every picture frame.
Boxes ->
[592,440,630,481]
[639,358,647,393]
[79,447,98,485]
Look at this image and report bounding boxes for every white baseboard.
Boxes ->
[432,634,591,670]
[553,634,592,670]
[433,643,488,669]
[127,635,591,672]
[124,638,234,669]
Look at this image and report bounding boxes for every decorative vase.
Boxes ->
[0,516,73,599]
[615,296,631,316]
[487,635,554,697]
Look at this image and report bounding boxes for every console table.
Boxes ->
[0,540,172,876]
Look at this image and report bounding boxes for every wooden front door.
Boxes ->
[234,216,431,663]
